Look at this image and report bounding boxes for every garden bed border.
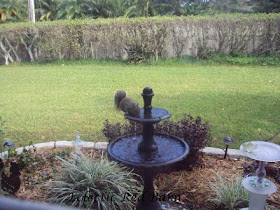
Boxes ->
[0,141,244,158]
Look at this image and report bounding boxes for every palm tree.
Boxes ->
[36,0,59,21]
[55,0,132,20]
[56,0,86,20]
[152,0,186,16]
[125,0,158,17]
[82,0,131,19]
[0,0,28,22]
[152,0,209,16]
[206,0,256,14]
[252,0,280,13]
[109,0,133,17]
[0,8,9,22]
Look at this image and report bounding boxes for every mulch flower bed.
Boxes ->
[3,147,280,209]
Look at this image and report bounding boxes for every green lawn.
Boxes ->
[0,61,279,149]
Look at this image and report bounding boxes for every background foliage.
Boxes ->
[0,14,280,65]
[1,0,279,23]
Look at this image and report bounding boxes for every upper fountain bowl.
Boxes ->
[125,107,171,124]
[125,87,171,123]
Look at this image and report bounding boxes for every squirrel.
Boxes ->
[114,90,140,117]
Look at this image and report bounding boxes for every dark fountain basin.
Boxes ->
[108,133,189,168]
[107,87,190,210]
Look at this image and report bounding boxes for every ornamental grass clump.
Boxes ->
[48,151,142,210]
[208,171,249,210]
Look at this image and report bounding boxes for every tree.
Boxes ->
[252,0,280,13]
[56,0,86,20]
[111,0,134,17]
[82,0,132,18]
[28,0,36,22]
[152,0,212,16]
[152,0,187,16]
[0,0,28,22]
[125,0,158,17]
[54,0,132,20]
[184,0,210,15]
[207,0,237,13]
[203,0,254,14]
[36,0,59,21]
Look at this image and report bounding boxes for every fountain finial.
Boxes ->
[142,87,154,112]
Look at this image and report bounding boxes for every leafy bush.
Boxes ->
[1,14,280,65]
[16,141,45,171]
[48,147,72,163]
[103,114,212,170]
[209,53,280,66]
[125,44,154,64]
[208,171,249,210]
[0,117,18,158]
[0,117,9,153]
[0,140,45,195]
[48,151,142,210]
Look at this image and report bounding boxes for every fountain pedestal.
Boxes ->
[240,141,280,210]
[108,87,189,210]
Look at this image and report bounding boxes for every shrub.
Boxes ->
[102,114,212,170]
[1,14,280,65]
[16,140,45,171]
[0,117,9,153]
[209,53,280,66]
[125,44,154,64]
[48,151,142,210]
[0,140,44,195]
[48,147,72,163]
[208,171,249,210]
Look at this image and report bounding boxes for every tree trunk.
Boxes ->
[28,0,36,23]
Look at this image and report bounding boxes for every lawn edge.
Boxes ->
[0,141,245,159]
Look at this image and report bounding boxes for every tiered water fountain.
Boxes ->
[108,87,190,210]
[240,141,280,210]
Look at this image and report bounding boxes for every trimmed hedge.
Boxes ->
[0,14,280,65]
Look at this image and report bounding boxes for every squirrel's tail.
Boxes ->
[114,90,126,109]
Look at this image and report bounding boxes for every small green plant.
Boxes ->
[208,171,249,210]
[17,140,45,171]
[48,151,142,210]
[48,147,72,163]
[125,44,154,64]
[4,147,17,158]
[0,118,17,158]
[208,53,280,66]
[0,117,9,153]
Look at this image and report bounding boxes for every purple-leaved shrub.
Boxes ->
[102,114,212,171]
